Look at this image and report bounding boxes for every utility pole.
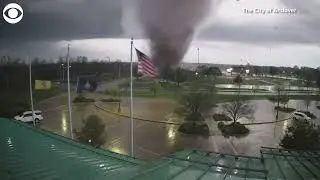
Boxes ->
[66,44,74,139]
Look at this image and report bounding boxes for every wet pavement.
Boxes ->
[37,94,320,160]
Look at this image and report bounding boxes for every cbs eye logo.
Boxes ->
[2,3,23,24]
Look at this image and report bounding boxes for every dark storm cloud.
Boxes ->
[0,0,123,42]
[199,22,320,45]
[199,0,320,45]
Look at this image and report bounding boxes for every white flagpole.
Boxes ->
[29,58,35,126]
[197,47,200,65]
[130,38,134,157]
[66,44,74,139]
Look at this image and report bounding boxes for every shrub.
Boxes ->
[298,111,317,119]
[281,119,320,150]
[104,89,121,96]
[73,96,95,103]
[274,106,296,113]
[218,122,224,129]
[213,113,232,122]
[178,122,209,136]
[218,122,249,138]
[100,98,121,103]
[74,115,106,148]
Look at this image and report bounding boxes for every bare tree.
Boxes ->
[273,85,287,119]
[233,75,243,101]
[222,101,254,124]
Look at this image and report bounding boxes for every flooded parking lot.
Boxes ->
[37,95,320,160]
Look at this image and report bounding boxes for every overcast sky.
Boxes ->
[0,0,319,67]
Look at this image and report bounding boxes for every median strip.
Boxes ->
[95,102,292,127]
[243,117,291,126]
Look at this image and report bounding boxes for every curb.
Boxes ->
[94,103,291,126]
[243,117,291,126]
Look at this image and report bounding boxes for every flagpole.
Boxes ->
[66,44,74,139]
[197,47,200,65]
[29,57,35,126]
[130,38,134,157]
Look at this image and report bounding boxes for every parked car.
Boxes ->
[14,110,44,123]
[291,111,316,121]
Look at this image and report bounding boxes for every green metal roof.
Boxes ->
[0,118,144,180]
[1,118,320,180]
[133,148,320,180]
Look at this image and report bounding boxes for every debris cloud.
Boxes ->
[138,0,214,70]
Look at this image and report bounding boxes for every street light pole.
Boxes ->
[61,64,65,83]
[66,44,74,139]
[117,59,121,113]
[130,38,134,157]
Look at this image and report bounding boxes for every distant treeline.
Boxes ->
[0,59,136,92]
[227,65,320,83]
[1,56,320,91]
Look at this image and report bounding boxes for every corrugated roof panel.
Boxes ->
[1,118,320,180]
[0,118,144,180]
[133,150,267,180]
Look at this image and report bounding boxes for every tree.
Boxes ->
[304,98,311,110]
[202,66,222,77]
[160,66,175,81]
[175,91,215,136]
[74,115,106,148]
[273,85,286,119]
[233,75,243,100]
[175,91,215,124]
[149,80,161,97]
[281,119,320,150]
[202,66,221,88]
[279,95,289,108]
[252,66,262,77]
[222,101,254,125]
[119,81,130,94]
[269,66,279,77]
[175,68,188,87]
[316,70,320,89]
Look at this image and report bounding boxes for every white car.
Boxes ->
[291,111,314,121]
[14,110,44,123]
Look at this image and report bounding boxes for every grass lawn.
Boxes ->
[34,88,63,102]
[0,88,63,117]
[216,88,270,92]
[214,77,270,85]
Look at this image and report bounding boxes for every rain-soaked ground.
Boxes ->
[37,94,320,160]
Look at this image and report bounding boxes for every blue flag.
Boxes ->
[76,77,97,93]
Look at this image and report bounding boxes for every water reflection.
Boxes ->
[40,98,320,159]
[167,125,176,145]
[61,111,68,135]
[283,120,289,135]
[110,146,126,155]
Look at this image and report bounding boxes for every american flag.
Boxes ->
[135,49,156,77]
